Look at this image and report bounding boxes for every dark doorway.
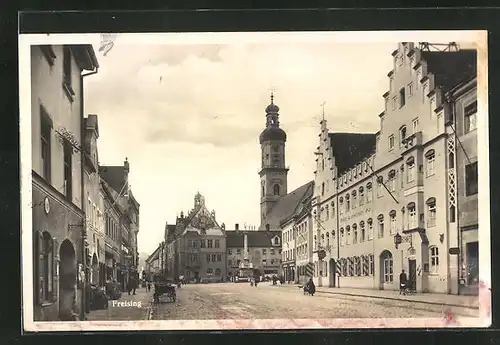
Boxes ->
[466,241,479,285]
[59,239,76,320]
[408,259,417,292]
[329,259,336,287]
[194,271,199,280]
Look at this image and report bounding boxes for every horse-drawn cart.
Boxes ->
[152,275,177,303]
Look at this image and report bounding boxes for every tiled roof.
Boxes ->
[226,230,281,248]
[328,133,376,175]
[259,181,314,231]
[99,166,127,195]
[422,50,477,92]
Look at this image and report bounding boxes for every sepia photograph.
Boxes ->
[19,30,490,331]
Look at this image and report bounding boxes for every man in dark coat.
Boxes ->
[305,277,316,296]
[399,269,408,295]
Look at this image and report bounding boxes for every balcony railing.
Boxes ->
[401,132,423,152]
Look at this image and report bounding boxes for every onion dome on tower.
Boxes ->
[259,92,287,144]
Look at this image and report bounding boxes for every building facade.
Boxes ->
[83,114,106,287]
[164,193,227,283]
[281,191,314,285]
[31,44,99,321]
[310,42,477,294]
[145,244,162,275]
[100,159,141,291]
[452,77,478,295]
[226,226,282,279]
[101,179,122,284]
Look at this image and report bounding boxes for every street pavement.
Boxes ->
[150,282,479,320]
[86,287,153,321]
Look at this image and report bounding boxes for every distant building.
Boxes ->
[100,159,141,291]
[310,42,477,295]
[164,193,227,283]
[83,114,106,287]
[280,185,314,284]
[145,244,162,275]
[255,94,317,282]
[226,226,282,278]
[31,44,99,321]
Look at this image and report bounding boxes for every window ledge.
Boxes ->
[62,82,75,103]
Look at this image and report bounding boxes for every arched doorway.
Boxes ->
[59,239,76,320]
[91,254,98,285]
[329,258,336,287]
[379,250,393,290]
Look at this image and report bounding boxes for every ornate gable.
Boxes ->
[180,192,221,234]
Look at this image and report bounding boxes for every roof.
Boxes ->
[226,230,282,248]
[146,244,162,263]
[259,126,287,143]
[328,133,376,175]
[259,181,314,230]
[422,50,477,92]
[84,114,99,137]
[99,166,127,194]
[70,44,99,70]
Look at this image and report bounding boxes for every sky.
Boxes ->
[81,34,476,255]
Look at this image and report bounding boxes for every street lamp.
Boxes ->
[394,232,402,249]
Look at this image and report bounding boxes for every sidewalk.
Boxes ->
[85,287,153,321]
[273,283,479,309]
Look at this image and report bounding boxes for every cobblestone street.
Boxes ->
[150,282,479,320]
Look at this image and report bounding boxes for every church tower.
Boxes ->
[258,93,289,224]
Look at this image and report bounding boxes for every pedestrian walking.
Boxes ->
[132,277,137,295]
[399,269,408,295]
[147,281,151,292]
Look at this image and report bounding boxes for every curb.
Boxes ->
[275,284,479,310]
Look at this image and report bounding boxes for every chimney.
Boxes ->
[235,223,239,231]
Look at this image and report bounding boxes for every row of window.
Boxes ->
[333,157,375,189]
[283,243,309,261]
[188,253,222,263]
[228,258,282,267]
[283,221,309,243]
[228,248,282,256]
[105,214,120,242]
[206,253,223,263]
[388,120,419,151]
[313,199,437,250]
[87,195,104,231]
[188,239,221,249]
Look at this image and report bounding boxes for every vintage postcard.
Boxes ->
[19,30,490,332]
